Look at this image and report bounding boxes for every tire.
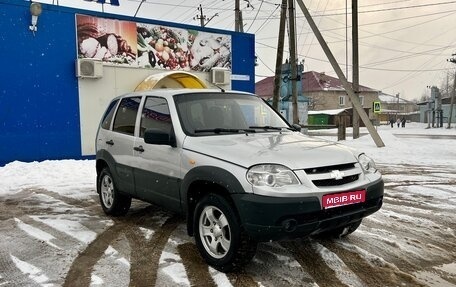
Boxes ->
[317,219,363,239]
[97,167,131,216]
[193,193,257,272]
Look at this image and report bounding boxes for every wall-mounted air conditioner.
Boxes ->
[76,58,103,79]
[211,67,230,85]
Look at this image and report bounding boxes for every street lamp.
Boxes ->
[29,2,42,35]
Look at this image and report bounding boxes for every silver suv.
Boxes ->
[96,89,383,272]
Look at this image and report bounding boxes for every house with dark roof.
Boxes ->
[256,71,380,117]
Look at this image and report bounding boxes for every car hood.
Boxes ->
[183,132,359,170]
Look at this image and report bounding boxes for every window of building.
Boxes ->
[359,95,364,106]
[339,95,346,106]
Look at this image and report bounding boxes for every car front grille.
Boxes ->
[304,163,362,187]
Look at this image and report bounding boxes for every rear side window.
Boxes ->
[101,99,119,130]
[140,97,172,138]
[113,97,141,136]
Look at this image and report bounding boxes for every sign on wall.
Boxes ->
[85,0,120,6]
[76,15,232,72]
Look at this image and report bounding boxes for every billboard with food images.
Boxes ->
[76,14,232,72]
[76,14,137,65]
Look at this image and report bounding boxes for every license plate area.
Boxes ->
[322,190,366,209]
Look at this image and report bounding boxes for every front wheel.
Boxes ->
[193,193,257,272]
[97,167,131,216]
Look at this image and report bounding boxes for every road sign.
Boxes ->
[373,101,381,113]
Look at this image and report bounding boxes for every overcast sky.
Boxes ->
[38,0,456,100]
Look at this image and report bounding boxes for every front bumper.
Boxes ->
[232,178,384,242]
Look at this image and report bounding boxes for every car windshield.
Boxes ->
[174,92,290,136]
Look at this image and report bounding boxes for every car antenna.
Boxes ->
[213,83,225,93]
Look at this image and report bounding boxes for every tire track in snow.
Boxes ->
[281,240,345,287]
[13,188,188,286]
[15,215,82,250]
[362,209,456,260]
[0,248,36,287]
[127,215,180,287]
[29,188,100,210]
[63,222,127,287]
[322,239,426,286]
[245,242,315,286]
[63,204,180,287]
[226,271,258,287]
[383,199,456,231]
[178,242,217,287]
[10,254,54,287]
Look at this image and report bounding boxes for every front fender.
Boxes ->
[180,166,247,236]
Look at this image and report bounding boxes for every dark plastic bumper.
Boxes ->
[232,178,384,242]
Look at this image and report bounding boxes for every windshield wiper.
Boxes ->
[248,126,284,131]
[194,128,256,134]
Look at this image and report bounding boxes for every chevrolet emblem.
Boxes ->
[330,170,345,180]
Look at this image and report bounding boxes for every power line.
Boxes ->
[360,67,452,72]
[256,41,455,74]
[243,1,456,19]
[304,0,329,59]
[361,44,456,67]
[128,0,234,11]
[158,0,186,19]
[254,5,281,34]
[257,9,456,44]
[256,54,275,74]
[315,0,456,17]
[309,0,415,14]
[246,0,264,32]
[319,9,456,57]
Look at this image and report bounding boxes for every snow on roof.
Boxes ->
[308,108,347,115]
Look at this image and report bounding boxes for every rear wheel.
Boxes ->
[97,167,131,216]
[194,193,257,272]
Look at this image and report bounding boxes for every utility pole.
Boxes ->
[426,86,433,128]
[194,5,218,27]
[288,0,299,124]
[272,0,288,111]
[197,4,205,27]
[235,0,244,32]
[447,55,456,128]
[296,0,385,147]
[352,0,360,139]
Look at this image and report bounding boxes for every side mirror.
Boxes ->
[291,124,302,132]
[144,129,176,147]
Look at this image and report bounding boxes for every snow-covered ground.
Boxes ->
[0,123,455,286]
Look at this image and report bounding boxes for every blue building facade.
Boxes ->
[0,0,255,165]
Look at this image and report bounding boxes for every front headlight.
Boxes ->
[246,164,300,187]
[358,153,376,172]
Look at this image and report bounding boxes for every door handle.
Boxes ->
[134,145,145,152]
[106,140,114,146]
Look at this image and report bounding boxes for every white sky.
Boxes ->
[36,0,456,100]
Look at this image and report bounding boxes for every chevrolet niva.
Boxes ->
[95,89,383,272]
